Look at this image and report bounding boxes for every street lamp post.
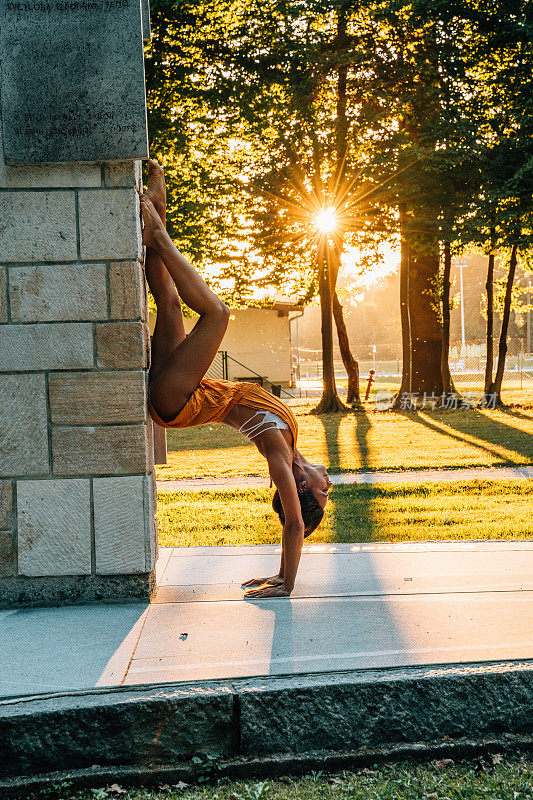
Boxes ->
[527,281,531,355]
[457,260,467,359]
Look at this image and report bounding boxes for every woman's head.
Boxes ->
[272,488,324,537]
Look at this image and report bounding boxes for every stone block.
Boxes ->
[237,668,533,759]
[9,263,108,323]
[52,426,149,476]
[104,161,142,189]
[146,469,158,572]
[0,323,93,372]
[0,530,14,577]
[17,479,91,577]
[96,322,149,370]
[78,189,141,261]
[0,138,101,188]
[0,573,153,606]
[49,371,146,425]
[1,2,148,163]
[0,482,13,529]
[109,261,145,321]
[0,685,233,780]
[93,476,147,574]
[0,374,49,478]
[0,267,7,323]
[0,191,77,263]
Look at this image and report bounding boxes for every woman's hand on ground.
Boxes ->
[243,583,290,598]
[241,575,284,588]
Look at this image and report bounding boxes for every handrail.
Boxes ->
[222,351,297,399]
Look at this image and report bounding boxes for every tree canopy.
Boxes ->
[145,0,533,404]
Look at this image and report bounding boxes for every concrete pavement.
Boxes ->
[157,464,533,492]
[1,539,532,697]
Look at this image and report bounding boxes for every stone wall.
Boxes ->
[0,146,157,605]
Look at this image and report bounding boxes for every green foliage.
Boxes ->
[191,753,223,784]
[144,1,259,302]
[230,782,270,800]
[144,0,533,359]
[21,753,533,799]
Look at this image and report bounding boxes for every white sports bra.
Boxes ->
[238,409,289,442]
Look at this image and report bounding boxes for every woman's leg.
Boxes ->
[144,161,186,379]
[140,189,230,422]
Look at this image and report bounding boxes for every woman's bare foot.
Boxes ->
[145,159,166,221]
[139,193,166,249]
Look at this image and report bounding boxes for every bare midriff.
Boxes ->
[223,403,294,452]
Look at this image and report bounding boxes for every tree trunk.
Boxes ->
[482,225,496,400]
[394,201,411,407]
[488,242,518,404]
[441,240,456,396]
[333,291,361,405]
[314,6,349,418]
[314,241,346,413]
[408,221,444,398]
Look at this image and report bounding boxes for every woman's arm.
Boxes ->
[244,448,304,598]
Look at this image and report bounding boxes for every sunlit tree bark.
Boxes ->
[441,240,456,397]
[407,230,444,397]
[333,291,361,405]
[482,225,497,401]
[396,201,411,403]
[315,240,346,413]
[488,242,519,405]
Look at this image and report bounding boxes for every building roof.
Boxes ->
[233,300,304,314]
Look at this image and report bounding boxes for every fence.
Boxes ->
[206,343,532,399]
[294,339,533,393]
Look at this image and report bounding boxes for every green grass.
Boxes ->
[157,480,533,547]
[155,403,533,481]
[26,753,533,800]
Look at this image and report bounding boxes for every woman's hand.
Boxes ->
[243,583,290,598]
[241,575,284,589]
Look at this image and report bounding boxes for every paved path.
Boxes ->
[157,464,533,492]
[1,540,532,697]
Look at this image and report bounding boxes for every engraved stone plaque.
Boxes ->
[0,0,150,163]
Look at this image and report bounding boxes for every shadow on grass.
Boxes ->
[500,407,533,424]
[410,407,533,465]
[314,408,377,544]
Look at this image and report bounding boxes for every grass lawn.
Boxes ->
[29,753,533,800]
[157,479,533,547]
[155,403,533,481]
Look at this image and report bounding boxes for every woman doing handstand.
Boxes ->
[141,160,332,598]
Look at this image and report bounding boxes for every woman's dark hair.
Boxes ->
[272,488,324,538]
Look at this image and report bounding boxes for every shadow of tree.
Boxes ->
[313,409,377,543]
[410,408,533,465]
[500,407,533,424]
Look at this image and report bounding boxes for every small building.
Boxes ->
[150,302,303,389]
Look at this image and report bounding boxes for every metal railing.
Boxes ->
[204,350,228,381]
[206,351,297,399]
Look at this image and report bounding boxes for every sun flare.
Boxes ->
[315,207,337,233]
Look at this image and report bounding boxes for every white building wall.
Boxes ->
[183,308,293,385]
